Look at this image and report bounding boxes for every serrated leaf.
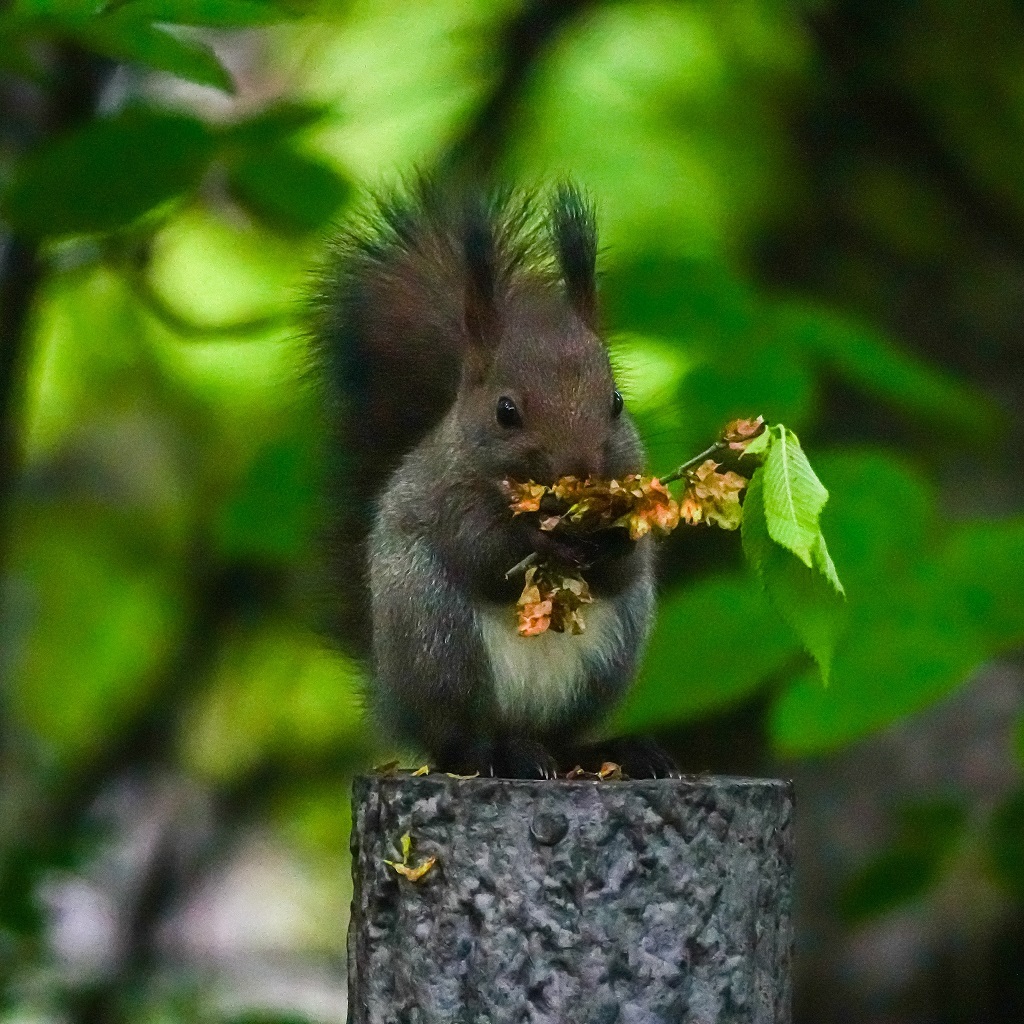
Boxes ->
[743,468,846,683]
[811,532,844,596]
[400,832,412,860]
[227,146,349,234]
[741,427,771,458]
[79,15,233,90]
[762,426,829,568]
[2,106,216,237]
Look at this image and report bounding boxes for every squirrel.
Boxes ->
[313,179,676,779]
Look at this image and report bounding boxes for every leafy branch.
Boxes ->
[505,416,846,682]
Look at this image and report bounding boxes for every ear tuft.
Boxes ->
[462,193,500,346]
[550,182,598,328]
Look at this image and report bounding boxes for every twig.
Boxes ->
[505,551,538,579]
[660,441,729,485]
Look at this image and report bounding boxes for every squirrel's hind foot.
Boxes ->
[434,737,560,780]
[560,735,681,780]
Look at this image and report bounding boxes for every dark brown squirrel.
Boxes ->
[313,179,676,779]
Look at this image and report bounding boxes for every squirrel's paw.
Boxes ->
[562,735,682,780]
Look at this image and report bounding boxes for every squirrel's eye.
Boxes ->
[611,389,624,419]
[496,396,522,428]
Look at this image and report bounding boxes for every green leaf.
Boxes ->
[215,431,321,561]
[761,425,829,569]
[611,572,800,732]
[102,0,293,27]
[839,799,967,924]
[0,25,40,77]
[227,146,350,234]
[222,101,332,149]
[2,106,216,237]
[778,304,998,438]
[743,468,846,683]
[672,346,816,461]
[840,849,937,924]
[602,255,755,342]
[768,452,1024,757]
[78,14,233,90]
[940,517,1024,650]
[8,507,183,769]
[987,789,1024,899]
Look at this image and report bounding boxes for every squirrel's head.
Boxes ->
[454,184,644,486]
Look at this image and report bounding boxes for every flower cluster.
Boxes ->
[516,564,593,637]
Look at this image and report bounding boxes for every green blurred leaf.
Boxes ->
[104,0,293,27]
[840,849,936,924]
[182,625,365,782]
[988,788,1024,898]
[215,432,320,561]
[743,468,846,683]
[778,305,998,436]
[223,101,332,149]
[227,145,350,234]
[809,450,936,584]
[840,799,967,924]
[79,14,233,89]
[673,344,817,457]
[602,255,755,342]
[612,572,800,732]
[941,516,1024,650]
[2,106,216,237]
[770,452,1024,756]
[0,25,40,76]
[8,506,183,767]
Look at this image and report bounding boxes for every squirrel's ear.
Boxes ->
[461,197,500,361]
[550,183,598,330]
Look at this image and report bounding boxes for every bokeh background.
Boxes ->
[2,1,1024,1021]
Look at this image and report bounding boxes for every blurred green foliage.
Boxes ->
[2,0,1024,1021]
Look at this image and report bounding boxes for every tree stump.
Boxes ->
[348,774,793,1024]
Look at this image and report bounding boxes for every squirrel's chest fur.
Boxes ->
[475,599,622,729]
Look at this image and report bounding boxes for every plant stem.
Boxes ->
[660,441,729,485]
[505,551,538,579]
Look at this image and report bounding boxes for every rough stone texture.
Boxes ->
[348,774,794,1024]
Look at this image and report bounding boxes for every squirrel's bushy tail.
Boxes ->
[309,178,546,655]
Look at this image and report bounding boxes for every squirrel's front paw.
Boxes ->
[527,525,596,569]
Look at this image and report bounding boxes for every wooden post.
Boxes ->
[348,774,793,1023]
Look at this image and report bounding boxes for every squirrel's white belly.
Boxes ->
[475,599,622,729]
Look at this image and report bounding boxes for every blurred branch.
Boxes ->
[123,263,293,340]
[806,7,1024,261]
[0,236,42,549]
[0,43,112,569]
[442,0,598,178]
